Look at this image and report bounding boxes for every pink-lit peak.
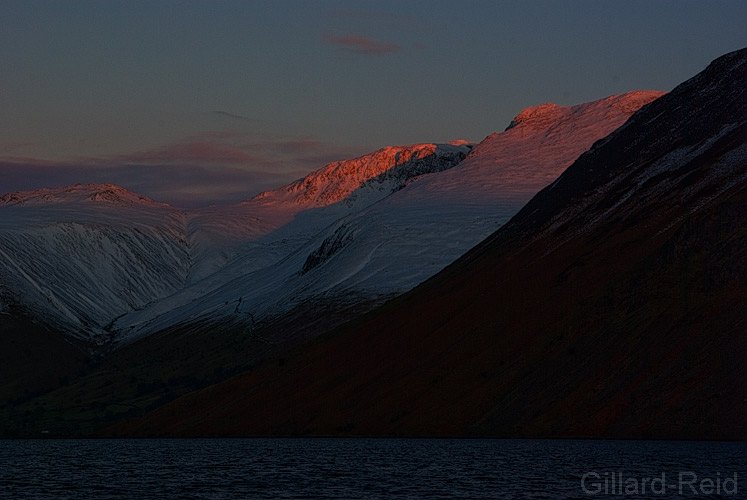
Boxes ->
[505,91,665,132]
[250,143,468,208]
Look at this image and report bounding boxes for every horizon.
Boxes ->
[1,0,745,207]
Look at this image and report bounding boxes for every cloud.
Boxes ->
[0,133,366,208]
[323,33,401,56]
[0,160,289,208]
[213,110,253,121]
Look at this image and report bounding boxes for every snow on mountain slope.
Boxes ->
[0,92,663,344]
[280,91,666,299]
[171,144,471,283]
[108,144,470,338]
[0,184,190,341]
[111,91,663,341]
[0,145,469,341]
[0,183,165,207]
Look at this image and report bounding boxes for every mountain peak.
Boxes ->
[505,102,564,130]
[250,143,470,208]
[0,183,165,207]
[505,91,665,132]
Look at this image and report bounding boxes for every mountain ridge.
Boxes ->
[249,143,471,209]
[0,85,676,437]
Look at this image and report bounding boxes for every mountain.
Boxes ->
[106,48,747,440]
[0,145,469,342]
[0,89,664,437]
[0,92,659,347]
[108,91,662,342]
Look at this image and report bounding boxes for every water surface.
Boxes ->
[1,438,744,499]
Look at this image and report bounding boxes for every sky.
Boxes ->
[1,0,745,207]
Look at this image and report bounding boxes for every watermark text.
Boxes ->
[581,471,738,496]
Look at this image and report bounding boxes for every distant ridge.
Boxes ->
[0,183,165,206]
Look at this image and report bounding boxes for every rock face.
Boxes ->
[107,49,746,440]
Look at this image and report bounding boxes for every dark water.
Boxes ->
[1,438,744,499]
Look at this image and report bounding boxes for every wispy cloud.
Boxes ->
[213,110,253,121]
[0,133,366,208]
[0,160,289,208]
[323,33,401,56]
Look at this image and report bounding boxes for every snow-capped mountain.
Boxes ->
[0,145,469,342]
[0,92,662,345]
[109,48,747,440]
[293,91,666,298]
[0,183,165,207]
[110,91,662,341]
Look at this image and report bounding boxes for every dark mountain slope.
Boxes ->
[106,48,747,440]
[0,312,91,435]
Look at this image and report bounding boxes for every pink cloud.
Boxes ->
[0,133,368,208]
[323,33,401,55]
[0,160,289,208]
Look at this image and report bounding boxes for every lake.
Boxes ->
[1,438,744,499]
